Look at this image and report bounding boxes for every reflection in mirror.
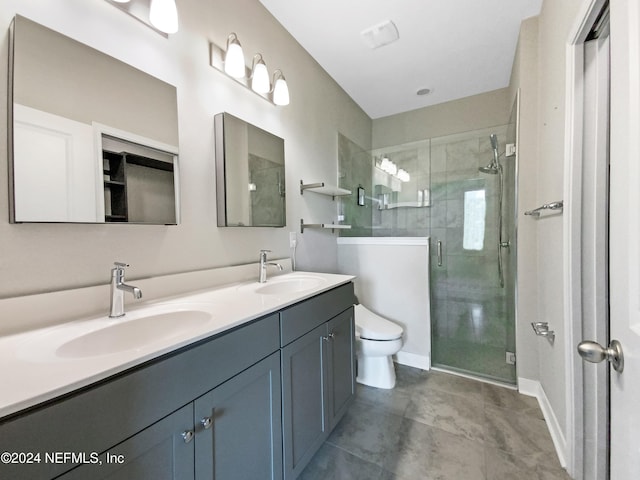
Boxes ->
[214,113,286,227]
[8,15,180,224]
[373,150,430,210]
[102,135,177,224]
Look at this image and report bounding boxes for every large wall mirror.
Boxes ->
[8,15,180,224]
[214,113,286,227]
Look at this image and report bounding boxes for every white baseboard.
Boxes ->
[518,377,567,468]
[395,351,430,370]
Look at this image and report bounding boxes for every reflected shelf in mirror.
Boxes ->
[9,15,180,224]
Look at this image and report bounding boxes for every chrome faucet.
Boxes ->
[259,250,283,283]
[109,262,143,318]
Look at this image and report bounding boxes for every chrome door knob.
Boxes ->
[577,339,624,373]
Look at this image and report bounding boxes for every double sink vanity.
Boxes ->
[4,13,353,480]
[0,267,356,480]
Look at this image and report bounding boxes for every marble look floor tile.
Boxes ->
[382,418,486,480]
[404,387,485,442]
[483,383,543,418]
[392,365,431,392]
[484,404,556,457]
[538,463,573,480]
[327,399,405,467]
[298,443,384,480]
[414,370,484,400]
[356,383,412,417]
[485,447,570,480]
[307,365,564,480]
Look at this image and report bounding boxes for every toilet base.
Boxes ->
[356,353,397,389]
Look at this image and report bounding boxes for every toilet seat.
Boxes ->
[354,304,403,341]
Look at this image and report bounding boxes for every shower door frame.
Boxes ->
[429,120,519,385]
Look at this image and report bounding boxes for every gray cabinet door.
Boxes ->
[281,323,327,480]
[325,308,356,430]
[194,351,282,480]
[59,403,194,480]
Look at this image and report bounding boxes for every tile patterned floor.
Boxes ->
[300,365,572,480]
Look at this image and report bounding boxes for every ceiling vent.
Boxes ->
[360,20,399,49]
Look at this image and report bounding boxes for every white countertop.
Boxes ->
[0,271,354,419]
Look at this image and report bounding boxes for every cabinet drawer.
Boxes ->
[0,313,279,480]
[280,283,354,346]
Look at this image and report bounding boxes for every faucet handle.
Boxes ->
[113,262,129,269]
[259,250,271,260]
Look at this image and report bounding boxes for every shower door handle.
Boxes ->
[437,241,443,267]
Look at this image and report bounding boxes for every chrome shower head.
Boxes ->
[479,164,499,175]
[480,133,501,174]
[490,133,499,151]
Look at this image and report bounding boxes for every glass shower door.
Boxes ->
[430,126,517,384]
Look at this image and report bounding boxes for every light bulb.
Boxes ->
[224,34,246,78]
[251,56,270,94]
[149,0,178,34]
[272,71,289,106]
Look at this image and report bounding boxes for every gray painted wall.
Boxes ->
[0,0,371,300]
[372,88,512,149]
[509,17,541,384]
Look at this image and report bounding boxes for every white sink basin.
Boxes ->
[56,310,212,358]
[238,274,327,295]
[17,303,220,363]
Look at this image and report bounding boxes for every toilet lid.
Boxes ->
[354,304,403,341]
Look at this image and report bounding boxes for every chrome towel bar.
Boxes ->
[525,201,563,217]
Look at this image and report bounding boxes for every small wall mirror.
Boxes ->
[8,15,180,224]
[214,112,286,227]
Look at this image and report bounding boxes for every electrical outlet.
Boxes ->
[289,231,297,248]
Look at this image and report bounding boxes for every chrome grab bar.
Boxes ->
[437,241,443,267]
[525,201,564,217]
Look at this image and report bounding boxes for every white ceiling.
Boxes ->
[259,0,543,119]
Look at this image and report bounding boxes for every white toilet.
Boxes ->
[354,303,404,389]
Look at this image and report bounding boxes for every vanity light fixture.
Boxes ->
[397,169,411,182]
[250,54,270,94]
[377,156,410,182]
[149,0,178,34]
[224,33,246,78]
[209,36,289,106]
[272,70,290,106]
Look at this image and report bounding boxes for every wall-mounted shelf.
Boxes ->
[300,219,352,234]
[300,180,351,199]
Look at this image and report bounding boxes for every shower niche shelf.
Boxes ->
[300,180,351,200]
[300,219,351,234]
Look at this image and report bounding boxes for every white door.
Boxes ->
[608,0,640,476]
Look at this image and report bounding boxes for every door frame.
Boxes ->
[564,0,610,478]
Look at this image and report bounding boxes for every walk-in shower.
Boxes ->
[338,114,518,384]
[429,125,517,384]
